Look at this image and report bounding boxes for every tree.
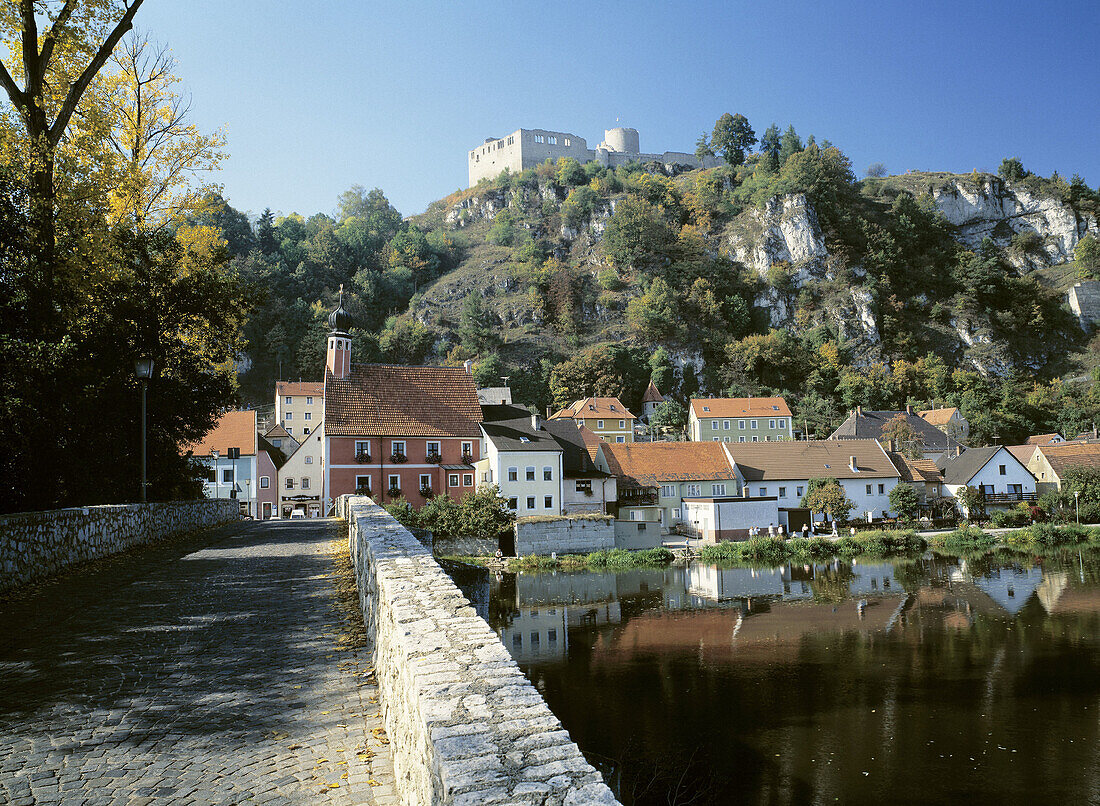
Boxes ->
[648,400,687,435]
[458,292,499,354]
[955,485,986,520]
[865,162,887,178]
[711,113,756,167]
[998,157,1027,182]
[105,32,226,228]
[778,125,804,167]
[0,0,147,295]
[801,478,855,523]
[256,208,277,254]
[1075,234,1100,279]
[694,132,714,163]
[555,157,586,187]
[880,413,926,459]
[888,483,920,519]
[759,124,781,173]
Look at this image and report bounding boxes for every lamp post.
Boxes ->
[134,359,155,503]
[1075,490,1080,524]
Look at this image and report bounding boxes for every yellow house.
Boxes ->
[548,397,636,444]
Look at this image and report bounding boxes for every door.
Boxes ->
[262,502,272,519]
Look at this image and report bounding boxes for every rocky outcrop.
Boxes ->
[927,175,1099,271]
[725,193,829,284]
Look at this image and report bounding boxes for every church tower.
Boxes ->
[326,285,353,380]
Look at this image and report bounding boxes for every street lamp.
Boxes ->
[1075,490,1080,524]
[134,358,155,503]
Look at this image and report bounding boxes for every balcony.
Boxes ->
[983,491,1038,504]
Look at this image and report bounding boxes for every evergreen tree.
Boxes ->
[778,125,804,166]
[759,124,781,173]
[257,208,277,254]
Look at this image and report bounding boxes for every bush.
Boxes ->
[991,505,1031,528]
[928,526,996,552]
[1004,522,1091,548]
[585,547,675,568]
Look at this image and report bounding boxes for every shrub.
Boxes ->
[991,505,1031,528]
[928,526,996,552]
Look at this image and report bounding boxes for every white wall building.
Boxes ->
[278,424,326,518]
[938,446,1037,516]
[478,408,564,516]
[275,381,324,438]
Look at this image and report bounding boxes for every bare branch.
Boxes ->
[49,0,147,146]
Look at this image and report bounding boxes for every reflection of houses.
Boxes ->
[686,565,791,602]
[499,607,569,664]
[951,563,1044,615]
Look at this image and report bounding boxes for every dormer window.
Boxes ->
[589,405,596,411]
[703,406,710,412]
[519,436,530,443]
[610,404,616,411]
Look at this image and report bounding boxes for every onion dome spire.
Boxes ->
[328,284,353,334]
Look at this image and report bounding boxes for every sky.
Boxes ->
[135,0,1100,219]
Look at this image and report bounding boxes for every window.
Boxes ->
[866,484,873,495]
[764,435,770,441]
[981,484,995,495]
[535,134,544,143]
[513,633,522,648]
[272,439,282,448]
[304,412,312,421]
[797,486,804,497]
[206,467,216,482]
[508,497,518,509]
[285,477,294,489]
[549,135,557,144]
[449,473,459,486]
[758,487,766,497]
[260,476,270,489]
[711,420,719,429]
[739,436,746,443]
[750,419,758,429]
[779,486,786,498]
[619,419,625,429]
[305,456,313,465]
[388,474,400,490]
[463,474,473,486]
[616,436,625,443]
[597,420,604,429]
[723,420,730,430]
[751,436,758,442]
[672,508,681,520]
[519,437,530,443]
[285,412,292,420]
[302,477,310,489]
[526,466,535,481]
[355,440,369,455]
[427,441,440,456]
[355,475,371,492]
[778,419,786,429]
[306,396,313,404]
[878,484,885,495]
[703,406,710,412]
[630,510,641,521]
[563,138,570,146]
[543,467,553,481]
[544,495,553,509]
[713,437,720,442]
[769,419,775,429]
[999,464,1006,475]
[392,440,406,456]
[723,437,730,443]
[303,427,310,435]
[686,484,701,496]
[526,496,536,510]
[712,484,726,496]
[462,441,473,457]
[548,628,557,643]
[508,467,518,481]
[419,474,431,492]
[284,396,292,404]
[661,485,674,498]
[223,468,233,483]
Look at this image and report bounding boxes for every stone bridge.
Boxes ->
[0,501,618,805]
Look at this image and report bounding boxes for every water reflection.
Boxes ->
[482,550,1100,806]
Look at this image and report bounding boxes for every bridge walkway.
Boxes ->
[0,518,397,805]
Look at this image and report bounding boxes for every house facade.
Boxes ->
[322,297,483,510]
[641,381,664,421]
[689,397,793,443]
[919,406,970,443]
[187,410,258,517]
[255,435,284,519]
[681,496,781,542]
[596,442,739,530]
[543,420,616,515]
[886,451,945,503]
[1024,442,1100,494]
[275,381,324,438]
[477,405,563,516]
[725,439,902,523]
[937,446,1037,516]
[548,397,636,443]
[279,426,326,517]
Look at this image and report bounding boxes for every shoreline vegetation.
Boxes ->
[441,524,1100,571]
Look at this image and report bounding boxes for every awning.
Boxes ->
[441,464,473,470]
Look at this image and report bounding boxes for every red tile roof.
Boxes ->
[1025,433,1063,445]
[887,451,943,483]
[1007,445,1036,465]
[276,381,325,397]
[324,364,482,437]
[549,397,637,421]
[184,410,257,457]
[601,442,736,487]
[1037,442,1100,478]
[578,425,601,461]
[690,397,791,418]
[727,439,898,481]
[641,381,664,404]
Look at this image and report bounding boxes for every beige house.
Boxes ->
[279,424,326,517]
[276,381,324,438]
[689,397,792,443]
[548,397,635,444]
[919,406,969,443]
[1024,442,1100,494]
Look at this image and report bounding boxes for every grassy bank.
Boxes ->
[509,547,676,571]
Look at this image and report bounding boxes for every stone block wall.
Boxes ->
[432,536,500,557]
[514,517,615,557]
[0,500,240,593]
[340,495,618,806]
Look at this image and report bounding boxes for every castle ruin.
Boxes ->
[467,126,719,187]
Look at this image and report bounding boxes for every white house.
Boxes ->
[937,446,1037,516]
[186,410,258,516]
[275,381,324,438]
[681,496,781,542]
[724,439,902,525]
[478,405,564,516]
[278,424,326,518]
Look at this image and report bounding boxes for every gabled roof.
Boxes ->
[543,421,609,478]
[184,410,257,457]
[257,435,288,470]
[324,364,482,437]
[1025,433,1063,445]
[578,425,601,461]
[1036,442,1100,479]
[601,442,736,487]
[1007,445,1037,466]
[549,397,637,421]
[476,386,513,405]
[642,381,664,404]
[276,381,324,397]
[830,409,953,451]
[936,446,1026,485]
[918,407,960,427]
[887,451,943,484]
[689,397,791,419]
[263,423,294,440]
[480,415,562,453]
[727,440,899,482]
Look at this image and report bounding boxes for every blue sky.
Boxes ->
[137,0,1100,219]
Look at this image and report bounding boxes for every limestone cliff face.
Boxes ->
[725,193,828,283]
[925,176,1099,271]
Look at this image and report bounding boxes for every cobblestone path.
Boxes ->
[0,518,397,805]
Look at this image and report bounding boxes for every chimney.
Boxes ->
[849,455,858,472]
[856,405,862,416]
[956,446,962,458]
[464,359,473,375]
[889,439,897,452]
[906,404,913,415]
[531,413,541,432]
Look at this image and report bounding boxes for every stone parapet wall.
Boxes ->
[515,517,615,557]
[340,495,618,806]
[0,500,240,593]
[432,536,499,557]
